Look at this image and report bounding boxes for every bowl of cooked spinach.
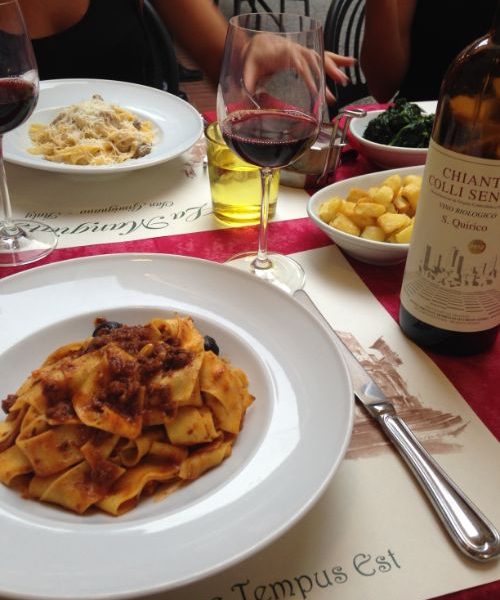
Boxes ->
[349,99,436,169]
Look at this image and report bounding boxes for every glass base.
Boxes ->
[0,220,57,267]
[225,251,305,294]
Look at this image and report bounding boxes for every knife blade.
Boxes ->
[293,288,500,562]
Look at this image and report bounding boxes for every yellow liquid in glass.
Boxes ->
[206,124,279,225]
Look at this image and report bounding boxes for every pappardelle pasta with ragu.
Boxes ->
[0,317,254,516]
[28,94,155,166]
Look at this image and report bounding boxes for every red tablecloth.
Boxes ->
[0,104,498,600]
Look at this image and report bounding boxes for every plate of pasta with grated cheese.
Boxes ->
[0,253,353,600]
[4,79,203,175]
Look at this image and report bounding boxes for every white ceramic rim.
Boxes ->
[0,253,353,600]
[349,100,437,153]
[3,79,203,175]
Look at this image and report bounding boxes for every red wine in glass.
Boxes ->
[221,109,318,169]
[0,78,37,134]
[217,12,326,293]
[0,0,57,267]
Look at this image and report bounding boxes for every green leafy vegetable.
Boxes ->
[363,98,434,148]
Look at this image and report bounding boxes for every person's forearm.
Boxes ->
[152,0,228,85]
[360,0,416,102]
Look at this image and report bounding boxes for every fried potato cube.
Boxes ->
[350,214,376,229]
[319,197,342,223]
[400,182,421,212]
[393,195,412,214]
[316,171,422,245]
[346,187,369,202]
[354,201,386,218]
[361,225,386,242]
[331,213,361,236]
[402,174,422,187]
[370,185,394,207]
[382,174,402,194]
[338,200,356,218]
[393,221,414,243]
[377,212,412,234]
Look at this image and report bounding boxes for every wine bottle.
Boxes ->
[399,2,500,355]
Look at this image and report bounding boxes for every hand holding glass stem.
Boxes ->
[217,13,326,293]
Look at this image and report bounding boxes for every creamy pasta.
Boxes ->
[28,94,155,166]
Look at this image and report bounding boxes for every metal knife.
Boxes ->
[293,289,500,562]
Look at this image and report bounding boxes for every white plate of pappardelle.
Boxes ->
[3,79,203,175]
[0,253,353,600]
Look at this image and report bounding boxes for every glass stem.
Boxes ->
[254,167,275,270]
[0,135,18,237]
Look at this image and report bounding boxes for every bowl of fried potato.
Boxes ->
[307,166,424,265]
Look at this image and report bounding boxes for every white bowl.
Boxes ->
[307,166,424,265]
[349,101,436,170]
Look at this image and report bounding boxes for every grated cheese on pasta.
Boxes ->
[28,94,155,166]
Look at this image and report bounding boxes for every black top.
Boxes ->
[398,0,497,101]
[31,0,164,89]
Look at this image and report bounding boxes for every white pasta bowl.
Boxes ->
[307,166,424,266]
[349,101,436,170]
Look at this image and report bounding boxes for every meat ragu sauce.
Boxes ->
[84,323,161,354]
[84,323,192,374]
[2,321,194,422]
[83,322,194,420]
[1,394,16,414]
[44,378,78,422]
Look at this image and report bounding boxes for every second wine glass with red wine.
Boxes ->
[217,13,325,293]
[0,0,57,266]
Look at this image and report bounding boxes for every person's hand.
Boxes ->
[241,34,356,104]
[242,33,323,100]
[324,51,357,102]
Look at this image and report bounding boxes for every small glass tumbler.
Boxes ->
[205,122,279,225]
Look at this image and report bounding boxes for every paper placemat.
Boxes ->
[142,245,500,600]
[6,142,310,249]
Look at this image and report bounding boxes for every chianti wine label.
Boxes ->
[401,140,500,332]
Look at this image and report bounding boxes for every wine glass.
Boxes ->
[0,0,57,266]
[217,12,326,293]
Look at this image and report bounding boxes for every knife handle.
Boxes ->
[368,399,500,562]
